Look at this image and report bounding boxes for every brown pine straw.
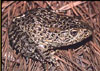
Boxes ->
[2,1,100,71]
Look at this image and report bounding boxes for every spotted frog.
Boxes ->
[8,8,92,71]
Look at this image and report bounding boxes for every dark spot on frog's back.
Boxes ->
[38,27,41,31]
[36,17,41,22]
[40,33,43,36]
[41,9,46,13]
[33,30,36,34]
[31,19,34,23]
[54,24,58,28]
[16,19,21,22]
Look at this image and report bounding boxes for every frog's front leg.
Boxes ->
[36,45,58,70]
[36,45,55,62]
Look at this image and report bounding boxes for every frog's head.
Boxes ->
[60,19,93,46]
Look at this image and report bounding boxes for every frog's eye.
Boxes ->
[70,29,78,36]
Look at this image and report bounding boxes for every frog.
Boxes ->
[8,8,92,71]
